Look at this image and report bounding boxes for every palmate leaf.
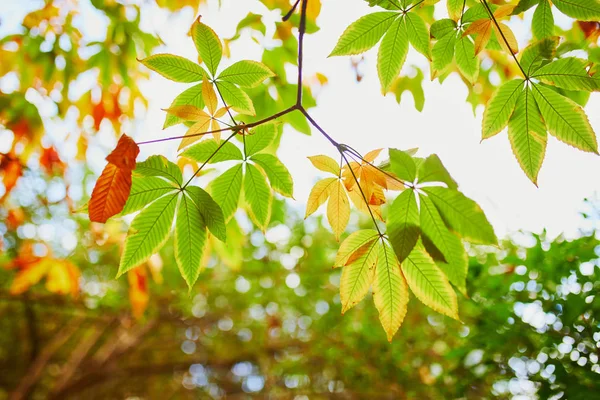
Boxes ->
[251,154,294,198]
[508,88,547,185]
[551,0,600,21]
[186,186,226,242]
[211,164,243,221]
[482,79,525,139]
[430,19,457,39]
[135,155,183,186]
[422,186,497,245]
[373,241,409,341]
[447,0,464,21]
[244,163,272,230]
[405,13,431,61]
[175,192,207,289]
[308,155,340,176]
[163,84,204,129]
[389,148,417,182]
[122,176,177,215]
[531,84,598,154]
[217,60,274,88]
[340,238,378,314]
[181,140,243,163]
[532,58,600,92]
[419,195,468,294]
[432,30,456,73]
[329,12,399,56]
[417,154,458,189]
[139,54,206,83]
[327,180,351,241]
[387,188,420,263]
[334,229,380,267]
[305,177,338,217]
[520,37,559,76]
[377,16,409,92]
[216,81,255,115]
[245,123,276,156]
[454,36,479,85]
[401,245,458,320]
[118,192,178,277]
[532,0,554,40]
[192,19,223,76]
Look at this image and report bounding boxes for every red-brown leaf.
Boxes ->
[89,163,133,223]
[105,134,139,170]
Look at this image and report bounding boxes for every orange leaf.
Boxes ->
[105,134,139,170]
[89,163,133,223]
[128,267,149,319]
[0,155,23,201]
[494,23,519,54]
[493,4,516,18]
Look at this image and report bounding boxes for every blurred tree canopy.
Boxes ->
[1,0,600,398]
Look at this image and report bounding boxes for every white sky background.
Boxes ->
[2,0,600,240]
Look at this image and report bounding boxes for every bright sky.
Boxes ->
[3,0,600,240]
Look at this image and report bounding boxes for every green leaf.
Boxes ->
[532,0,554,40]
[508,88,547,184]
[185,186,227,242]
[245,123,276,156]
[447,0,464,21]
[552,0,600,21]
[192,20,223,76]
[532,58,600,92]
[430,19,457,39]
[419,195,468,294]
[118,193,178,276]
[417,154,458,189]
[135,155,183,186]
[401,245,458,319]
[334,229,380,267]
[216,81,255,115]
[373,241,409,341]
[122,176,177,215]
[389,148,417,182]
[218,60,274,88]
[181,139,243,163]
[514,0,540,14]
[163,84,204,129]
[211,164,243,221]
[387,189,420,263]
[175,193,207,289]
[432,31,457,73]
[244,163,272,230]
[251,154,294,198]
[454,36,479,85]
[404,13,431,60]
[340,239,378,313]
[482,79,525,139]
[329,12,399,56]
[139,54,206,83]
[532,84,598,153]
[422,186,497,245]
[377,17,409,92]
[520,37,559,76]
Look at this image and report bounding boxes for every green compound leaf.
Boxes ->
[211,163,243,222]
[482,79,525,139]
[192,19,223,76]
[218,60,274,88]
[185,186,226,242]
[387,189,420,263]
[389,148,417,182]
[552,0,600,21]
[122,176,178,216]
[118,192,178,277]
[245,123,276,156]
[135,155,183,186]
[216,81,255,115]
[181,139,243,163]
[532,58,600,92]
[377,16,409,92]
[251,153,294,198]
[244,163,272,230]
[329,12,399,56]
[139,54,206,83]
[432,31,456,73]
[454,36,479,85]
[417,154,458,189]
[175,192,208,289]
[405,13,431,61]
[532,0,554,40]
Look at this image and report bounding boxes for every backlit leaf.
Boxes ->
[186,186,226,242]
[532,0,554,40]
[135,155,183,186]
[377,16,409,92]
[244,163,272,230]
[89,164,133,223]
[211,164,243,221]
[218,60,274,88]
[334,229,380,267]
[482,79,525,139]
[140,54,206,83]
[175,192,207,289]
[327,180,351,241]
[387,188,420,263]
[216,81,255,115]
[192,19,223,76]
[340,238,378,313]
[181,139,243,163]
[405,13,431,60]
[532,58,600,92]
[329,12,399,56]
[252,153,294,198]
[308,155,341,176]
[305,177,337,218]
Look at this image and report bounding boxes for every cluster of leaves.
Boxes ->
[307,147,496,339]
[332,0,600,183]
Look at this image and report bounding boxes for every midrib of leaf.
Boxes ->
[523,89,536,174]
[421,197,452,255]
[381,242,395,325]
[405,254,453,310]
[246,165,268,220]
[398,189,416,257]
[121,193,177,270]
[382,19,402,86]
[484,80,524,137]
[344,241,378,309]
[532,83,597,151]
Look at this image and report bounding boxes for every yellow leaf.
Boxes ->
[178,116,212,150]
[493,4,516,18]
[46,261,79,297]
[463,19,491,36]
[9,259,51,295]
[214,106,228,119]
[163,105,210,121]
[474,22,492,55]
[340,240,378,313]
[308,155,340,176]
[363,148,383,163]
[211,119,221,142]
[327,180,350,241]
[305,177,337,218]
[307,0,322,21]
[128,267,149,319]
[495,23,519,54]
[202,78,218,115]
[348,188,383,221]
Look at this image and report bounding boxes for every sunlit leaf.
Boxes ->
[327,179,351,241]
[387,188,420,263]
[244,163,272,230]
[140,54,206,82]
[329,12,399,56]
